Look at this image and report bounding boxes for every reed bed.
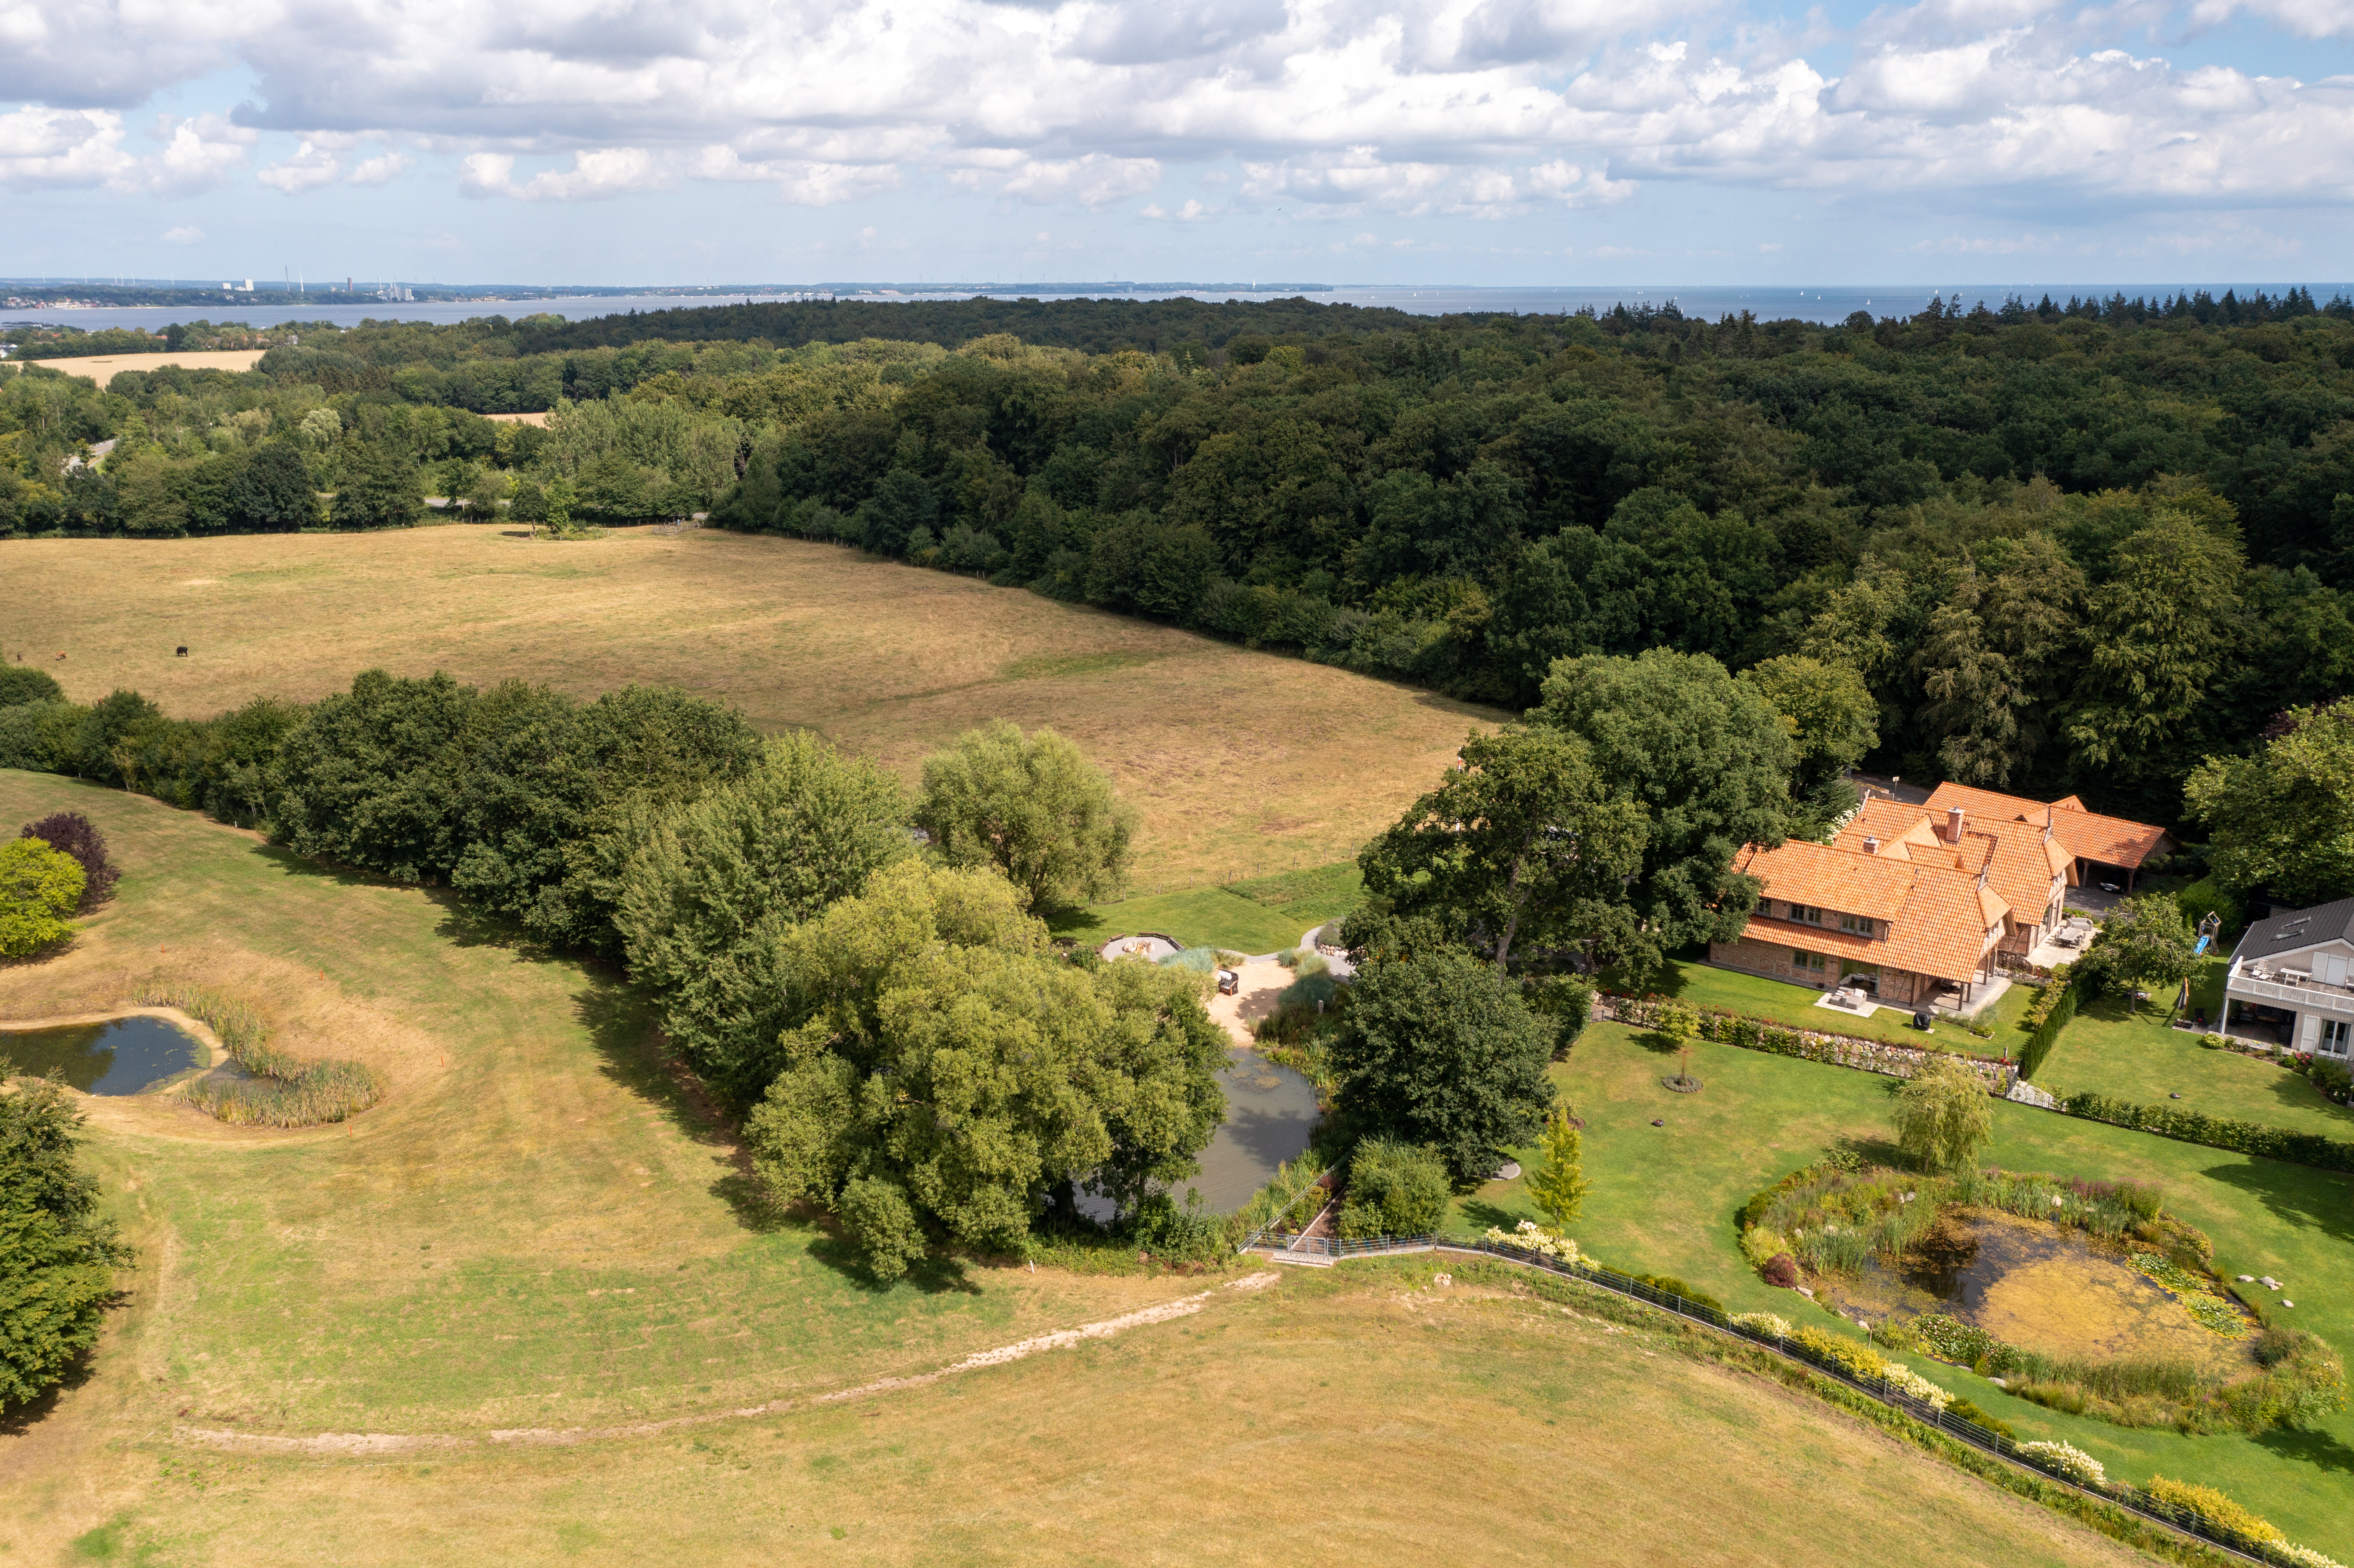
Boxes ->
[135,981,384,1126]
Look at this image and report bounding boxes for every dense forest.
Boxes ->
[8,290,2354,825]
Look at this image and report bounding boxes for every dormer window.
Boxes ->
[1838,913,1873,936]
[1787,903,1822,925]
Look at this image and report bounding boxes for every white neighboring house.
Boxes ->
[2221,898,2354,1060]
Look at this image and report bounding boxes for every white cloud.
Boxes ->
[0,105,250,193]
[163,224,204,243]
[5,0,2354,216]
[460,146,669,201]
[258,137,345,193]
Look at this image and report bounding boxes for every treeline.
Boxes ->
[0,664,1222,1278]
[17,294,2354,821]
[696,316,2354,823]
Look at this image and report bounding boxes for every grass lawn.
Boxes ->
[1455,1021,2354,1562]
[1050,860,1367,956]
[1643,958,2040,1054]
[2036,959,2354,1141]
[0,526,1499,885]
[0,775,2150,1567]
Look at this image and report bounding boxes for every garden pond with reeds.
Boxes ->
[1742,1160,2342,1434]
[0,1014,207,1095]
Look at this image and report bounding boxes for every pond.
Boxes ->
[1831,1209,2250,1372]
[1073,1046,1320,1222]
[1187,1048,1320,1214]
[0,1015,207,1096]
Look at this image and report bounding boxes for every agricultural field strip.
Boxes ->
[178,1272,1282,1454]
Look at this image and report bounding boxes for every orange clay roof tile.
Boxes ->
[1921,782,2172,870]
[1734,840,2010,986]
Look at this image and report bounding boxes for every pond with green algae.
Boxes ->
[0,1015,206,1095]
[1826,1209,2253,1374]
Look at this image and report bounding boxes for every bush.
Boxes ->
[0,1074,133,1410]
[17,812,119,910]
[0,837,82,957]
[1635,1274,1724,1313]
[1762,1253,1800,1288]
[2145,1477,2281,1543]
[1944,1397,2014,1437]
[2018,977,2078,1080]
[0,666,65,707]
[2311,1061,2354,1104]
[2017,1439,2108,1487]
[1333,1137,1449,1239]
[2063,1091,2354,1173]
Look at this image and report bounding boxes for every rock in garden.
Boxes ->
[2262,1276,2281,1289]
[2239,1274,2254,1282]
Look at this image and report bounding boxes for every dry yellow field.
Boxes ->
[27,349,269,380]
[3,525,1501,884]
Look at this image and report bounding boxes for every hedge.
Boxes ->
[2019,980,2079,1082]
[2062,1092,2354,1174]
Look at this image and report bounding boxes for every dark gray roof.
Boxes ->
[2233,897,2354,964]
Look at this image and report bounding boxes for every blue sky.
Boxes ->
[6,0,2354,287]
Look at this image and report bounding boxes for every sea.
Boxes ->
[5,282,2344,336]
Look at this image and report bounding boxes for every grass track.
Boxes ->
[19,1259,2150,1568]
[1459,1021,2354,1561]
[0,526,1498,884]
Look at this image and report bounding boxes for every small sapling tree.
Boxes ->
[1526,1108,1590,1230]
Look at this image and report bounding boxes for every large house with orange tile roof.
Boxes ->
[1921,783,2175,891]
[1709,794,2080,1012]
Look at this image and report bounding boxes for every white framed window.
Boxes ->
[2323,1019,2351,1057]
[1792,949,1828,972]
[1787,903,1822,925]
[1838,912,1872,936]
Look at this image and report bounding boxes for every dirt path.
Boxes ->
[181,1271,1283,1455]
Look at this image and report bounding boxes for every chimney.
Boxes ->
[1864,835,1881,854]
[1946,805,1965,842]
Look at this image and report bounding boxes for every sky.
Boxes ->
[5,0,2354,287]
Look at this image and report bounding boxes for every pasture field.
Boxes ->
[0,775,2155,1566]
[1462,1022,2354,1562]
[1,525,1498,886]
[27,350,270,381]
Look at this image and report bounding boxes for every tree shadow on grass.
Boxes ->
[804,1232,983,1296]
[569,966,793,1238]
[2197,1157,2354,1250]
[1833,1134,1911,1169]
[2254,1424,2354,1480]
[1459,1199,1525,1232]
[2262,1070,2354,1129]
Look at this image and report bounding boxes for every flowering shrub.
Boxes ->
[1794,1325,1887,1381]
[2018,1440,2108,1487]
[1881,1363,1953,1412]
[2267,1545,2349,1568]
[1484,1220,1584,1265]
[1731,1311,1792,1338]
[2144,1477,2281,1543]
